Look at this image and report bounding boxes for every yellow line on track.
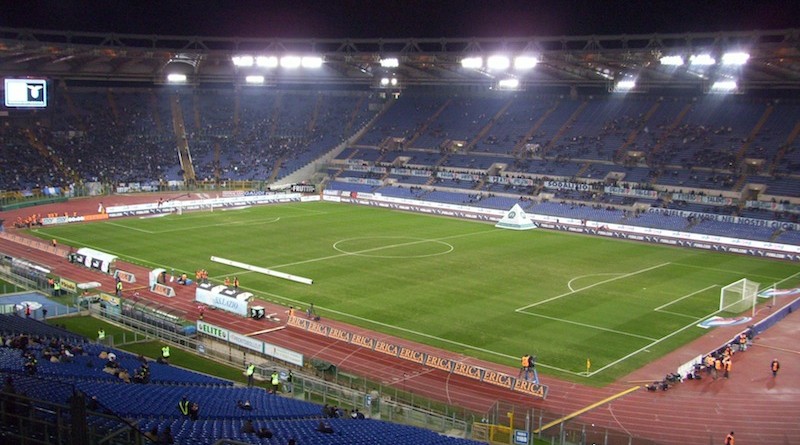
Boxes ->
[533,385,641,434]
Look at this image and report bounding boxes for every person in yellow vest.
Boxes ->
[97,329,106,342]
[270,370,280,394]
[246,363,256,387]
[116,281,123,297]
[161,345,170,364]
[178,396,190,417]
[519,354,530,380]
[723,357,732,379]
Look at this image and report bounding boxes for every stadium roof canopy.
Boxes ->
[1,26,800,91]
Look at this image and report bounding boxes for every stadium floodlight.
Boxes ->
[245,75,265,84]
[380,57,399,68]
[166,73,187,83]
[256,56,278,68]
[487,55,510,70]
[280,56,302,68]
[711,80,738,91]
[301,56,323,68]
[497,78,519,89]
[461,56,483,69]
[615,79,637,91]
[232,55,254,67]
[514,56,539,70]
[721,52,750,66]
[689,54,716,66]
[390,78,398,86]
[380,77,390,86]
[659,55,684,66]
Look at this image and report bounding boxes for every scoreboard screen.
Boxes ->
[4,78,48,108]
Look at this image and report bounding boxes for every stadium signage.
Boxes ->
[197,321,229,340]
[105,193,302,217]
[328,327,351,342]
[350,333,375,349]
[482,370,514,389]
[58,278,77,294]
[672,193,734,206]
[399,347,426,364]
[543,181,591,191]
[425,355,453,372]
[649,208,800,231]
[514,379,547,398]
[747,200,800,215]
[287,314,548,398]
[374,340,399,356]
[453,362,483,379]
[152,283,176,298]
[229,332,262,352]
[604,186,659,199]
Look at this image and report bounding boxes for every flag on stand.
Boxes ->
[586,358,591,373]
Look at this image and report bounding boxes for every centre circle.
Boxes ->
[332,236,454,258]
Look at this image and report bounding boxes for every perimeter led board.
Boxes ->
[4,78,48,108]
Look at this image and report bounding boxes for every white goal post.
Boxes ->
[719,278,760,315]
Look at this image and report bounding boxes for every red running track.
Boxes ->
[2,194,799,445]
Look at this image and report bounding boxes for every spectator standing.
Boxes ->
[270,370,280,394]
[771,358,780,377]
[724,431,734,445]
[723,357,732,379]
[246,363,256,387]
[285,370,294,393]
[189,402,199,421]
[178,396,190,417]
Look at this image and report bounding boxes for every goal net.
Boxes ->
[719,278,760,314]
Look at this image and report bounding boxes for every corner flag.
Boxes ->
[586,358,591,373]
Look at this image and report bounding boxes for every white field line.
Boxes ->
[585,308,718,376]
[671,263,784,282]
[516,262,671,312]
[772,270,800,288]
[105,221,155,234]
[263,229,495,270]
[654,309,701,319]
[654,285,719,311]
[514,311,658,341]
[567,273,622,292]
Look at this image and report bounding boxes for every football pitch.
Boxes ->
[32,201,800,385]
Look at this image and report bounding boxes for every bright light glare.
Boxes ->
[722,52,750,66]
[280,56,301,68]
[711,80,737,91]
[380,58,399,68]
[615,80,636,91]
[380,78,390,86]
[166,73,187,82]
[659,55,684,66]
[232,56,254,67]
[461,57,483,69]
[689,54,716,66]
[301,56,323,68]
[245,75,265,84]
[390,78,398,86]
[497,78,519,89]
[514,56,539,70]
[256,56,278,68]
[487,55,510,70]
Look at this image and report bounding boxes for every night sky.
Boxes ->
[2,0,799,39]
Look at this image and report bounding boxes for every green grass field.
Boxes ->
[29,202,800,385]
